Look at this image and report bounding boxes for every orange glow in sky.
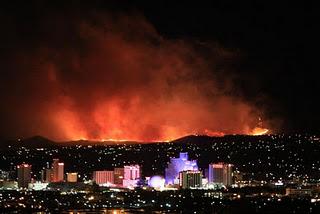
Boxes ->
[3,14,271,143]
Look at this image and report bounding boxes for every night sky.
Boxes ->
[0,1,318,141]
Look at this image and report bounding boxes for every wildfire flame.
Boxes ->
[0,12,271,143]
[250,127,269,136]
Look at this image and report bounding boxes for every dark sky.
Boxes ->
[0,1,319,141]
[138,1,319,133]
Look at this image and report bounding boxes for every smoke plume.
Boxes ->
[0,11,267,141]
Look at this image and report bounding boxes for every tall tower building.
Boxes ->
[41,168,53,183]
[46,168,53,182]
[17,164,32,188]
[208,163,223,184]
[208,163,233,186]
[165,152,198,185]
[179,170,202,189]
[223,164,233,186]
[114,167,124,185]
[124,165,140,180]
[52,159,64,182]
[123,165,141,188]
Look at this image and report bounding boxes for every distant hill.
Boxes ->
[0,135,158,149]
[0,135,57,150]
[0,134,274,150]
[171,134,271,145]
[22,135,57,147]
[64,139,143,146]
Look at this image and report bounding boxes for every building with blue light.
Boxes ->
[165,152,198,185]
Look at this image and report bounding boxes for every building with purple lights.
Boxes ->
[165,152,198,185]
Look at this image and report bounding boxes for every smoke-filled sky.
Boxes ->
[0,1,318,141]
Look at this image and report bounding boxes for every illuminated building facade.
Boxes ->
[114,167,124,185]
[124,165,140,180]
[179,170,202,189]
[17,164,31,188]
[45,168,53,182]
[93,170,114,185]
[41,168,53,183]
[165,152,198,185]
[208,163,233,186]
[66,172,78,182]
[123,165,141,188]
[52,159,64,182]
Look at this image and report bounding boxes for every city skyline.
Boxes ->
[0,1,318,213]
[1,133,320,212]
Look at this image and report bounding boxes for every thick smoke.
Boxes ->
[0,12,267,141]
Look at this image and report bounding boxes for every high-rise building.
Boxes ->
[17,164,31,188]
[66,172,78,182]
[41,169,46,182]
[41,168,53,183]
[123,165,141,188]
[208,163,233,186]
[124,165,140,180]
[46,169,53,182]
[51,159,64,182]
[179,170,202,189]
[223,164,233,186]
[114,167,124,185]
[165,152,198,185]
[93,171,114,185]
[208,163,223,184]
